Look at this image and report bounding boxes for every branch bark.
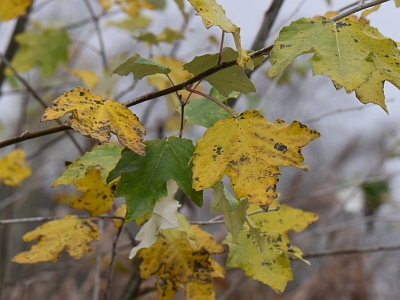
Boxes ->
[303,244,400,259]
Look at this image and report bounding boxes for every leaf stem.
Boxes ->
[185,86,237,118]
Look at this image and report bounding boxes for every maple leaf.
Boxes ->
[69,169,117,217]
[0,0,31,21]
[41,88,146,155]
[184,48,258,97]
[187,0,251,68]
[210,181,248,242]
[138,213,224,299]
[223,202,318,293]
[183,87,239,128]
[108,137,202,221]
[129,179,181,258]
[53,144,121,187]
[12,215,99,263]
[0,149,31,187]
[9,29,70,77]
[268,16,400,112]
[112,53,171,79]
[192,110,320,210]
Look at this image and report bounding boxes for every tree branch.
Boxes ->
[330,0,390,21]
[0,45,273,149]
[303,244,400,259]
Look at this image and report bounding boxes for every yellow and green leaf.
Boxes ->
[193,110,320,210]
[268,17,400,112]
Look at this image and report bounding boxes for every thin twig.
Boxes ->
[303,244,400,259]
[330,0,390,21]
[82,0,108,69]
[104,222,125,300]
[92,220,104,300]
[0,215,124,225]
[186,87,237,117]
[0,125,70,149]
[301,99,394,124]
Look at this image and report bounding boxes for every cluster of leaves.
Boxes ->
[1,0,400,299]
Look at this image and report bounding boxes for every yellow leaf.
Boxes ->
[0,149,31,186]
[69,69,98,89]
[396,0,400,7]
[12,215,100,263]
[138,213,224,299]
[187,0,251,68]
[184,282,216,300]
[41,88,146,155]
[113,204,126,228]
[192,110,320,210]
[69,169,116,216]
[0,0,31,21]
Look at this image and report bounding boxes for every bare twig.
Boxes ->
[303,244,400,259]
[82,0,108,69]
[301,99,394,124]
[330,0,389,21]
[104,223,125,300]
[0,215,124,225]
[92,220,104,300]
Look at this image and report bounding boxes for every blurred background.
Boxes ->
[1,0,400,299]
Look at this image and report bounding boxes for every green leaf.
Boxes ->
[106,15,151,31]
[184,47,256,97]
[183,88,239,128]
[108,137,203,221]
[135,32,159,45]
[9,29,70,77]
[157,27,185,43]
[210,182,248,242]
[112,53,171,79]
[224,231,292,293]
[53,145,121,187]
[268,17,400,112]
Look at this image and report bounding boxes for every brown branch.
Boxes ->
[250,0,284,51]
[330,0,390,21]
[0,45,273,149]
[303,244,400,259]
[0,215,124,225]
[0,125,70,149]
